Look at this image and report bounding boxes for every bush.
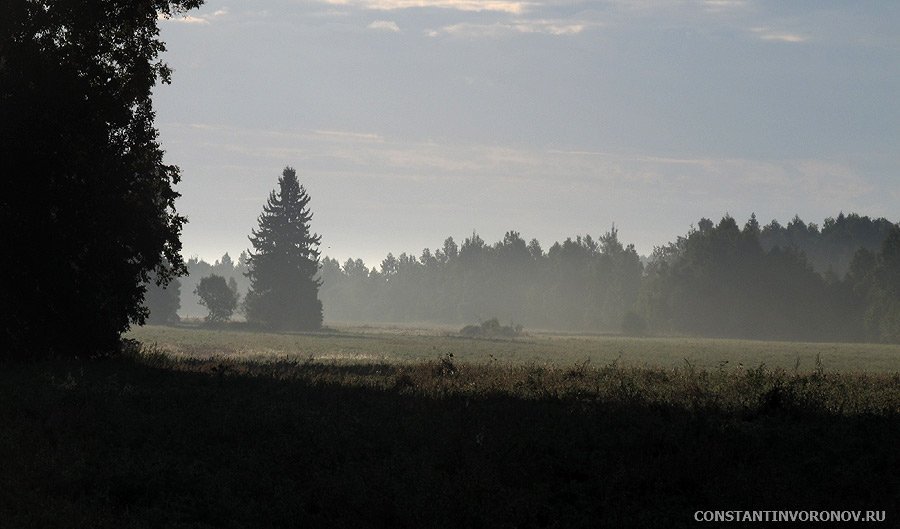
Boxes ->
[459,318,523,338]
[194,275,238,323]
[460,325,482,337]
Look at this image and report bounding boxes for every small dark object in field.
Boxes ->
[435,353,457,376]
[459,318,523,338]
[460,325,482,336]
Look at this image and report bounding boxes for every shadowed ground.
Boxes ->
[1,348,898,528]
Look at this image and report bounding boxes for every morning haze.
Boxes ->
[152,0,900,267]
[5,1,900,526]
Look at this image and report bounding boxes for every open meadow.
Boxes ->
[129,322,900,373]
[9,1,900,526]
[2,324,898,527]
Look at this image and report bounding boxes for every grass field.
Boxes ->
[129,322,900,373]
[2,324,898,527]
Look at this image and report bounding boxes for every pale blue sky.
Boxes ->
[153,0,900,267]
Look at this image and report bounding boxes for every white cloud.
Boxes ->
[751,27,808,43]
[429,18,600,37]
[703,0,747,12]
[162,14,210,25]
[323,0,532,14]
[759,33,808,43]
[368,20,401,32]
[312,129,384,141]
[158,6,230,25]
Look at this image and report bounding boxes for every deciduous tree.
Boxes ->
[1,0,203,358]
[195,274,237,323]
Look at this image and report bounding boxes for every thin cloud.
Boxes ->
[751,27,808,43]
[158,7,229,25]
[159,121,889,259]
[758,33,808,43]
[429,18,600,38]
[160,14,210,25]
[703,0,747,12]
[312,129,385,142]
[323,0,532,14]
[167,121,869,202]
[368,20,401,32]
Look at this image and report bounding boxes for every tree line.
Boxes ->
[311,213,899,343]
[641,213,898,342]
[318,228,642,331]
[757,213,895,277]
[146,209,899,344]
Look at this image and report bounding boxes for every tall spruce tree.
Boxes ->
[244,167,323,330]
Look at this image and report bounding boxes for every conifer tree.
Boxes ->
[244,167,323,330]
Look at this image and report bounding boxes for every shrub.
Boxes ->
[194,275,238,323]
[459,318,523,338]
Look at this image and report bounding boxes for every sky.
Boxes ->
[152,0,900,268]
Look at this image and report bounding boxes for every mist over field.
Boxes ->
[4,1,900,527]
[161,211,899,344]
[143,0,900,344]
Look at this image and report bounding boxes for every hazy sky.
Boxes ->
[153,0,900,268]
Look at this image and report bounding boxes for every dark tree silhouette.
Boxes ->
[760,213,894,276]
[245,167,323,330]
[194,275,237,323]
[856,225,900,342]
[178,254,250,318]
[315,213,896,342]
[317,227,642,331]
[144,272,182,325]
[638,214,860,341]
[1,1,203,359]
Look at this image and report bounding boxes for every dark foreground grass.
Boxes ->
[1,347,898,528]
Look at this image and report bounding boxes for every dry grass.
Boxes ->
[129,322,900,372]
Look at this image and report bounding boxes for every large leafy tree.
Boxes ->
[0,1,203,358]
[245,167,323,330]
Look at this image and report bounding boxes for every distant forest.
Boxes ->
[148,212,899,343]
